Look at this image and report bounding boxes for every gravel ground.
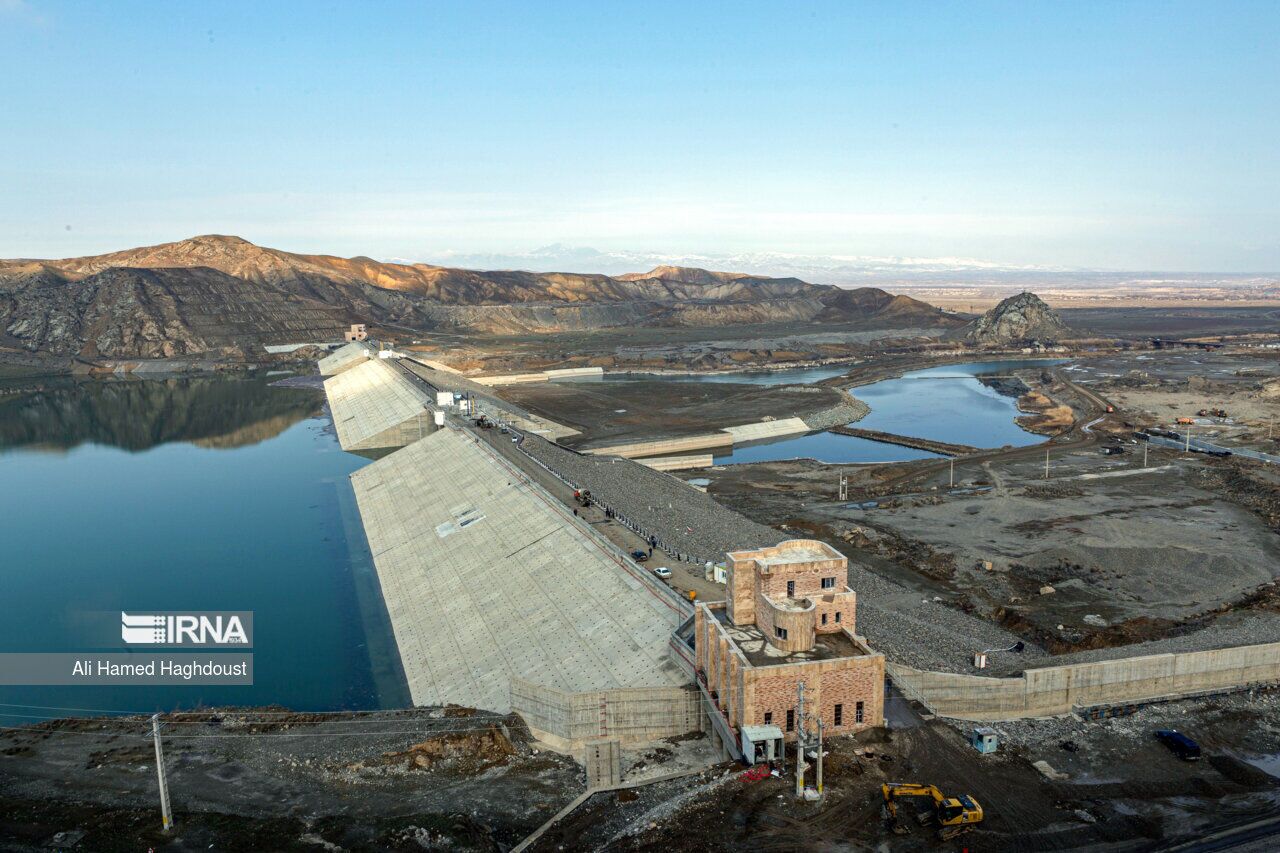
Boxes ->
[521,434,780,563]
[988,609,1280,676]
[961,687,1280,763]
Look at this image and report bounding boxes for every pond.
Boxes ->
[709,359,1065,465]
[0,375,407,723]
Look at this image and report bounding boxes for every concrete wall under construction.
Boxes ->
[323,358,435,452]
[318,341,373,376]
[509,677,703,751]
[889,640,1280,720]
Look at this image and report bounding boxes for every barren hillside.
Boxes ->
[0,235,962,359]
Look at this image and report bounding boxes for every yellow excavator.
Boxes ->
[881,782,984,840]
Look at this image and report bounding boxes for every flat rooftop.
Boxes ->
[729,539,844,568]
[712,608,864,667]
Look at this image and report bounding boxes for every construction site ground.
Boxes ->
[1067,351,1280,452]
[0,708,583,852]
[530,688,1280,852]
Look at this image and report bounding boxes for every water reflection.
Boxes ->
[0,375,322,452]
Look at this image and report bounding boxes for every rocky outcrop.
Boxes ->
[953,291,1070,346]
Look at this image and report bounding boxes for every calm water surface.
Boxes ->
[0,375,407,721]
[709,359,1065,464]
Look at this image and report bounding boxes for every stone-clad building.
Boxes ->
[693,539,884,761]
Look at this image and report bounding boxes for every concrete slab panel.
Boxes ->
[723,417,810,444]
[319,341,374,376]
[323,358,435,452]
[351,428,687,713]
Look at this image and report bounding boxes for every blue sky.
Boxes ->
[1,1,1277,270]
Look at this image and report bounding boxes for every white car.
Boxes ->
[652,567,672,580]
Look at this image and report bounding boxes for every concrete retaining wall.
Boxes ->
[588,417,810,459]
[888,640,1280,720]
[638,454,715,472]
[473,366,605,386]
[722,417,810,444]
[587,433,733,459]
[545,367,604,379]
[510,677,703,750]
[473,372,548,386]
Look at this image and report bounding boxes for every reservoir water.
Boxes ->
[709,359,1065,464]
[0,375,407,723]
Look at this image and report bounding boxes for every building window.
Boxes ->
[786,709,795,732]
[821,577,836,589]
[855,701,864,723]
[834,611,842,623]
[763,711,772,725]
[786,580,795,597]
[776,626,788,640]
[821,613,828,625]
[834,703,843,726]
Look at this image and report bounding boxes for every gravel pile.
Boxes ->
[800,390,869,430]
[852,562,1049,674]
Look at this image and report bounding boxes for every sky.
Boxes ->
[1,1,1277,270]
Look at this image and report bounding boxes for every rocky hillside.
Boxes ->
[0,235,961,359]
[0,265,355,359]
[952,291,1071,345]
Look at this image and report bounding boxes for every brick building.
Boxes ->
[693,539,885,761]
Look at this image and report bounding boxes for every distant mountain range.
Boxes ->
[425,245,1280,293]
[420,244,1060,280]
[0,235,961,361]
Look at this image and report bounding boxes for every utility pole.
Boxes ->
[795,682,806,799]
[1184,425,1191,453]
[1143,441,1148,469]
[1044,447,1050,480]
[815,718,824,797]
[838,474,848,501]
[151,714,173,833]
[949,457,954,488]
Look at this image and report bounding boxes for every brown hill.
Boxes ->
[0,235,961,358]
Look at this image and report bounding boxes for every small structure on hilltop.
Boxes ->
[693,539,885,764]
[344,323,368,342]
